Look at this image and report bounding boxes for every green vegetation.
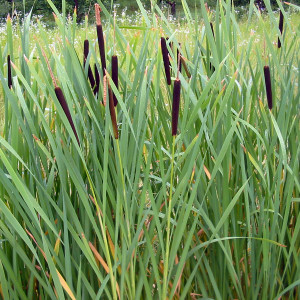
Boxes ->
[0,0,299,299]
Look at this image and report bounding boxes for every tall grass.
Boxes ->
[0,0,299,299]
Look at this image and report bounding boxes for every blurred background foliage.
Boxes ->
[1,0,300,20]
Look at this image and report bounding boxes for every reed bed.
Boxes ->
[0,0,299,299]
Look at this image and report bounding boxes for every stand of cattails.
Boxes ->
[161,37,171,85]
[263,66,273,110]
[7,55,12,89]
[278,10,284,48]
[95,4,106,75]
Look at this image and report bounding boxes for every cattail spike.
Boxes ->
[54,87,80,145]
[7,55,12,89]
[278,11,284,48]
[107,79,119,139]
[111,55,119,106]
[161,37,171,85]
[83,39,96,93]
[172,79,181,136]
[95,3,106,75]
[96,25,106,75]
[83,39,89,63]
[263,66,273,110]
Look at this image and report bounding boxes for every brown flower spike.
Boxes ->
[7,55,12,89]
[161,37,171,85]
[83,39,96,93]
[111,55,119,106]
[278,11,284,48]
[95,4,106,75]
[172,79,181,136]
[263,66,273,110]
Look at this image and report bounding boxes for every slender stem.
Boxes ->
[162,135,176,299]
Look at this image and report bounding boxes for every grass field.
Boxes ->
[0,0,299,299]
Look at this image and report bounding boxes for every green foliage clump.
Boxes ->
[0,0,299,299]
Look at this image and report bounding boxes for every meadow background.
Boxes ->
[0,0,299,299]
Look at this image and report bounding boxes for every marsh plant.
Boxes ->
[0,0,299,299]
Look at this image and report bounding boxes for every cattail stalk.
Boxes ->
[107,78,119,139]
[263,66,273,110]
[278,11,284,48]
[172,79,181,136]
[161,37,171,85]
[7,55,12,89]
[111,55,119,106]
[83,39,96,93]
[55,87,80,145]
[95,4,106,75]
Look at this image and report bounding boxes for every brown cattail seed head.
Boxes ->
[54,87,80,145]
[161,37,171,85]
[7,55,12,89]
[263,66,273,110]
[83,39,96,93]
[83,39,89,63]
[172,79,181,136]
[278,11,284,48]
[111,55,119,106]
[97,24,106,74]
[107,79,119,139]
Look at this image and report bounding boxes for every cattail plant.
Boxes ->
[7,55,12,89]
[83,39,96,94]
[263,66,273,110]
[42,50,80,145]
[111,55,119,106]
[95,4,106,75]
[172,75,181,136]
[161,37,171,85]
[278,10,284,48]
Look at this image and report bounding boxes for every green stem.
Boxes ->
[162,135,176,299]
